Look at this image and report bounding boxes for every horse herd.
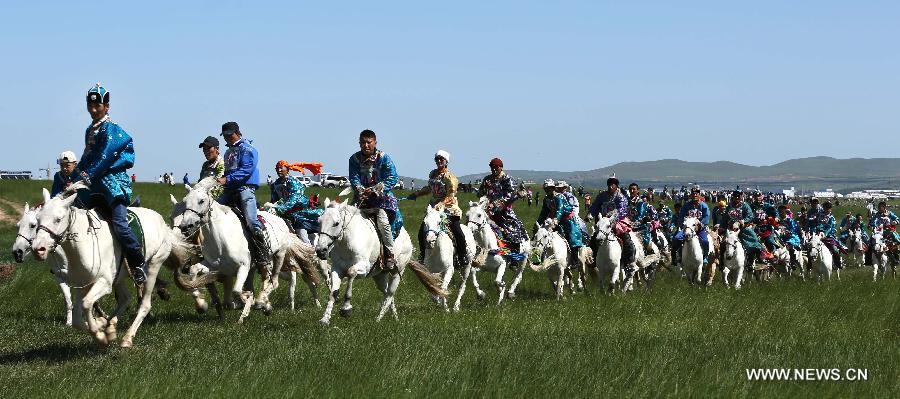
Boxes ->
[9,179,898,348]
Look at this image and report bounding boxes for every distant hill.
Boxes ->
[454,157,900,193]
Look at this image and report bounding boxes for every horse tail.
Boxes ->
[529,256,557,272]
[173,265,219,291]
[289,239,321,286]
[406,260,448,298]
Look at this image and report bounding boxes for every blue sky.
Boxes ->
[1,1,898,181]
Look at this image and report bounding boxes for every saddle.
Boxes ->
[89,207,146,259]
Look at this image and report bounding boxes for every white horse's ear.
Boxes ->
[170,194,178,205]
[469,201,478,207]
[62,191,79,207]
[324,198,332,208]
[185,184,192,192]
[24,202,30,213]
[535,221,541,229]
[42,188,51,204]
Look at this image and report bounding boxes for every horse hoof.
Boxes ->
[318,318,330,326]
[475,291,486,301]
[156,288,171,301]
[506,291,517,299]
[196,302,209,315]
[120,338,133,348]
[263,304,274,316]
[340,308,353,318]
[94,332,108,347]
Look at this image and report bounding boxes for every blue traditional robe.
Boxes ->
[77,118,134,205]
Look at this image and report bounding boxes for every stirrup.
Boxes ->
[130,262,148,284]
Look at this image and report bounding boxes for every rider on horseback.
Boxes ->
[51,151,80,197]
[478,157,529,256]
[869,201,899,264]
[349,129,403,270]
[269,160,324,245]
[723,190,768,267]
[408,150,471,266]
[814,201,846,269]
[672,186,710,266]
[78,83,147,283]
[215,121,271,268]
[777,205,802,268]
[627,183,655,255]
[556,181,589,241]
[536,179,584,256]
[588,177,636,271]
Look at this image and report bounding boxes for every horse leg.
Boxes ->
[319,270,340,325]
[722,267,730,289]
[470,266,486,301]
[508,261,526,299]
[234,263,254,324]
[556,265,565,300]
[494,261,507,305]
[303,273,321,308]
[51,269,74,326]
[735,266,744,290]
[287,271,297,311]
[439,265,454,311]
[373,273,391,321]
[207,283,225,320]
[453,264,471,312]
[340,274,356,318]
[120,256,164,348]
[80,281,113,346]
[387,273,401,320]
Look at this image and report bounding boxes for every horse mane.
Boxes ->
[194,176,219,192]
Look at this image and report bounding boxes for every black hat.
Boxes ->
[199,136,219,148]
[606,177,619,186]
[220,121,240,136]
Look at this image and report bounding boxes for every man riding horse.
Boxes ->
[349,129,403,270]
[408,150,471,266]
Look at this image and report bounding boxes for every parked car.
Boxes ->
[297,176,319,187]
[320,174,350,188]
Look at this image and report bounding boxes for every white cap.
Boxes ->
[58,151,77,164]
[543,179,556,188]
[435,150,450,162]
[557,180,569,188]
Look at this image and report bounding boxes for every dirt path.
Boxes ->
[0,197,24,225]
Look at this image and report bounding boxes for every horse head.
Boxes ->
[12,202,39,263]
[32,187,80,260]
[423,205,442,249]
[177,177,218,236]
[315,197,348,260]
[724,229,740,260]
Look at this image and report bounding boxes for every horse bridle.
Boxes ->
[179,195,213,236]
[35,208,76,254]
[318,208,355,253]
[594,222,616,244]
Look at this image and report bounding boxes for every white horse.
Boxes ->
[465,198,532,304]
[721,229,745,289]
[679,217,706,285]
[808,232,834,281]
[11,203,74,325]
[869,230,895,281]
[845,228,866,268]
[31,184,172,347]
[176,178,295,323]
[315,198,446,324]
[170,194,321,313]
[530,220,570,300]
[421,205,476,312]
[592,214,622,293]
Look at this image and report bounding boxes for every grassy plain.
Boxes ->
[0,179,896,398]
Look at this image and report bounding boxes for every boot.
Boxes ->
[383,248,397,271]
[252,228,272,267]
[130,260,148,284]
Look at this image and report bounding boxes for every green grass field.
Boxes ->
[0,179,897,398]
